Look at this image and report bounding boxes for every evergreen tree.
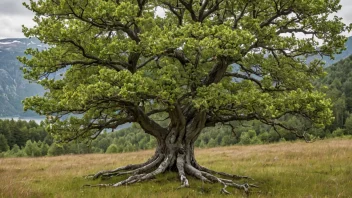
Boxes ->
[0,134,9,152]
[40,142,49,156]
[344,114,352,135]
[24,140,41,157]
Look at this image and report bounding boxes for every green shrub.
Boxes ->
[332,128,345,137]
[24,140,41,157]
[106,144,118,153]
[48,143,65,156]
[250,136,262,145]
[40,143,49,156]
[4,144,26,157]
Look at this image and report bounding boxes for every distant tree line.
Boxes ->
[1,118,350,158]
[0,119,50,156]
[0,120,157,157]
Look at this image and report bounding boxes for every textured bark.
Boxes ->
[85,115,257,194]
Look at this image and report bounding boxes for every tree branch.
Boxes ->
[179,0,198,21]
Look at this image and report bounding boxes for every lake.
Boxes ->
[0,117,131,130]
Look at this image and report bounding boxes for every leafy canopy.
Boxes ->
[20,0,350,141]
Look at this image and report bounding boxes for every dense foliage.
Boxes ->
[20,0,348,144]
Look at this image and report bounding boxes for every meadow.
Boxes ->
[0,138,351,198]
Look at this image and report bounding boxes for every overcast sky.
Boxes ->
[1,0,352,39]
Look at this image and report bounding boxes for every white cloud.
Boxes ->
[0,0,34,38]
[339,0,352,25]
[0,15,35,39]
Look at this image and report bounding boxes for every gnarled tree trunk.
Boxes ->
[86,111,256,194]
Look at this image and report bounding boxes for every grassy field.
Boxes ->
[0,138,351,198]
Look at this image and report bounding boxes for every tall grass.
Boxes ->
[1,138,351,197]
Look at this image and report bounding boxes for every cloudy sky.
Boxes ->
[1,0,352,39]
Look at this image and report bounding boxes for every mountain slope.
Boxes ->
[316,53,352,132]
[0,38,45,117]
[307,36,352,67]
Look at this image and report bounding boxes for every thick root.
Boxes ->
[200,170,258,195]
[176,153,190,188]
[85,154,161,180]
[185,164,210,182]
[85,156,171,188]
[194,162,253,180]
[84,155,257,195]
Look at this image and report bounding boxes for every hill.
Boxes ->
[0,138,351,197]
[317,53,352,133]
[308,36,352,66]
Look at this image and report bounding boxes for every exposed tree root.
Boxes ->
[194,162,253,180]
[176,153,190,188]
[84,155,171,187]
[84,154,258,195]
[200,171,258,195]
[85,154,161,180]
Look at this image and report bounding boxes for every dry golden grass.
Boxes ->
[1,138,352,198]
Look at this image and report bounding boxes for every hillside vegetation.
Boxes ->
[0,138,351,198]
[317,54,352,135]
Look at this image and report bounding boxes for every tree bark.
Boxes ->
[85,115,257,194]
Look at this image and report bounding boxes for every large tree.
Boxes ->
[20,0,349,193]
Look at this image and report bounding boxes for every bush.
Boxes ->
[198,140,207,148]
[48,143,65,156]
[220,135,233,146]
[106,144,118,153]
[258,132,270,143]
[24,140,41,157]
[146,138,157,149]
[4,144,26,157]
[97,138,110,152]
[332,128,345,137]
[124,143,137,152]
[239,133,251,145]
[91,147,104,153]
[207,138,217,147]
[39,143,49,156]
[239,130,255,145]
[250,136,262,145]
